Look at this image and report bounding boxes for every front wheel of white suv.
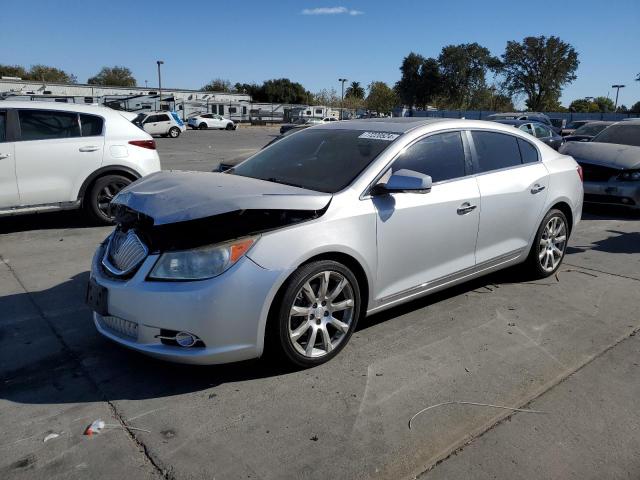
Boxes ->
[85,174,132,225]
[168,126,181,138]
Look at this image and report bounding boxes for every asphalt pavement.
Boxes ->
[1,128,639,479]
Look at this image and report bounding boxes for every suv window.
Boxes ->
[144,115,158,123]
[157,114,170,122]
[0,112,6,142]
[392,132,466,183]
[533,124,551,138]
[471,131,521,172]
[519,124,534,135]
[19,110,81,140]
[80,114,104,136]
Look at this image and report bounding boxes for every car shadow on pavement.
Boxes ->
[582,204,640,221]
[0,210,96,234]
[566,229,640,255]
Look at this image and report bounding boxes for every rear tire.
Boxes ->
[198,123,208,130]
[270,260,361,368]
[524,209,569,278]
[168,126,180,138]
[84,174,132,225]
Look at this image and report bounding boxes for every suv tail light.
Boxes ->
[576,165,583,182]
[129,140,156,150]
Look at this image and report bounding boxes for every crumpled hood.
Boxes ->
[560,141,640,170]
[113,170,332,225]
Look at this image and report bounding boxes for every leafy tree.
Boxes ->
[593,96,615,112]
[202,78,233,92]
[630,101,640,113]
[28,64,77,83]
[233,82,263,98]
[365,81,398,114]
[395,53,442,109]
[313,88,340,107]
[0,64,28,78]
[345,81,365,99]
[569,98,600,113]
[501,35,579,111]
[438,43,499,109]
[616,104,628,113]
[88,66,136,87]
[262,78,309,104]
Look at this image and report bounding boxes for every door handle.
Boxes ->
[457,202,477,215]
[79,146,100,152]
[0,153,11,159]
[531,184,546,194]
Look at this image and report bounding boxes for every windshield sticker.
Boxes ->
[358,131,400,141]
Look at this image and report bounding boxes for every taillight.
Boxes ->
[129,140,156,150]
[576,165,583,182]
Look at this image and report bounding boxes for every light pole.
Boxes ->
[338,78,347,120]
[156,60,164,110]
[612,84,625,110]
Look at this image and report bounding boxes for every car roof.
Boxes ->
[490,119,551,127]
[317,117,453,133]
[0,100,123,116]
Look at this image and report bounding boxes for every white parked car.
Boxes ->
[132,111,186,138]
[188,113,236,130]
[0,101,161,224]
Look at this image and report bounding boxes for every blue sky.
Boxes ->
[2,0,639,108]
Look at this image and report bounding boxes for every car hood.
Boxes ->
[560,141,640,170]
[112,170,332,226]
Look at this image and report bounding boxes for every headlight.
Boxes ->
[617,170,640,181]
[148,237,257,280]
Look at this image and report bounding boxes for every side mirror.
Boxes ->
[371,169,432,195]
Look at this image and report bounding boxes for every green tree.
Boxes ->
[88,66,136,87]
[313,88,340,107]
[202,78,232,92]
[616,104,628,113]
[365,81,398,114]
[630,101,640,113]
[569,98,599,113]
[233,82,264,98]
[28,64,77,83]
[345,81,365,99]
[0,64,28,78]
[395,53,442,109]
[501,35,579,111]
[438,43,499,109]
[593,96,615,112]
[262,78,309,104]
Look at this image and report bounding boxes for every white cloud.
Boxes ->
[301,6,364,16]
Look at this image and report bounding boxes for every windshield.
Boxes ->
[573,123,610,136]
[231,128,396,193]
[591,124,640,147]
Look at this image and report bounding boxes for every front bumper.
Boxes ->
[583,180,640,208]
[90,242,283,365]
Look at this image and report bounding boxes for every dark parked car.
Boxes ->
[486,112,560,133]
[559,120,640,209]
[279,117,325,134]
[563,121,614,143]
[561,120,592,137]
[490,119,565,150]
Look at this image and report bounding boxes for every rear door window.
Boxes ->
[157,114,171,122]
[533,124,551,138]
[0,111,6,142]
[19,110,81,140]
[471,131,522,173]
[392,131,467,183]
[517,138,539,164]
[80,114,104,136]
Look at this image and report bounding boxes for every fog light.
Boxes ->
[175,332,197,348]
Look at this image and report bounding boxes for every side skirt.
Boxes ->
[0,200,81,217]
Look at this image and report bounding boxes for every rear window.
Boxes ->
[573,123,610,136]
[19,110,80,140]
[591,124,640,147]
[471,131,522,172]
[80,114,104,136]
[232,129,395,193]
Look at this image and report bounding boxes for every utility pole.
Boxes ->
[612,84,625,110]
[338,78,347,120]
[156,60,164,110]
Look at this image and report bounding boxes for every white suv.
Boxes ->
[0,101,161,224]
[132,111,186,138]
[188,113,236,130]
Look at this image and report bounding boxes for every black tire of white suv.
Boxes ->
[85,174,132,225]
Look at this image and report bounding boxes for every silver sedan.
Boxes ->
[88,118,583,367]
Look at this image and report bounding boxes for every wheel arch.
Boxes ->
[77,166,141,205]
[549,200,574,235]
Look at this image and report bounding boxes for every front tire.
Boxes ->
[225,123,234,130]
[273,260,361,367]
[525,209,569,278]
[168,126,180,138]
[85,174,132,225]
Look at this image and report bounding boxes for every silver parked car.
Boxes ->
[559,120,640,209]
[87,119,583,367]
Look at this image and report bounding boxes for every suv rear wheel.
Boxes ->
[85,174,132,224]
[168,126,181,138]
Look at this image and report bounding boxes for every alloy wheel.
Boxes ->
[97,180,128,219]
[288,271,355,358]
[538,216,567,272]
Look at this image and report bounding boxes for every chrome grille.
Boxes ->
[102,229,148,277]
